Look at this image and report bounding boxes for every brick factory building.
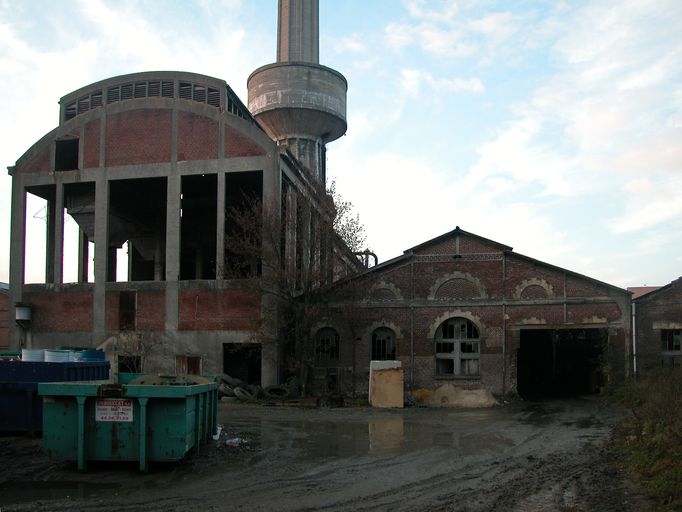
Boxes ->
[632,277,682,372]
[7,1,636,397]
[314,227,632,397]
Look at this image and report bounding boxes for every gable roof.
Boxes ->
[365,226,628,295]
[406,226,512,254]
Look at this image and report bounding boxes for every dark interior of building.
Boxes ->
[517,328,606,399]
[223,343,262,384]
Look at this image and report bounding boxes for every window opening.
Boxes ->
[372,327,396,361]
[176,355,202,375]
[662,329,682,352]
[134,82,147,98]
[435,318,480,376]
[148,81,160,96]
[55,139,79,171]
[315,327,340,365]
[224,171,263,278]
[180,174,217,280]
[120,83,133,100]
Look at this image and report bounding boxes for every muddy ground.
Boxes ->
[0,397,650,511]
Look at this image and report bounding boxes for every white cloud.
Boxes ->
[400,68,484,97]
[336,34,367,54]
[608,178,682,234]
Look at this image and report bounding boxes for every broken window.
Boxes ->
[176,355,202,375]
[55,139,79,171]
[434,318,480,376]
[315,327,340,365]
[662,330,682,352]
[371,327,396,361]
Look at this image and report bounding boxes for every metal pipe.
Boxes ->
[632,301,638,377]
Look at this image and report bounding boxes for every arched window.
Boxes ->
[434,318,480,376]
[371,327,396,361]
[315,327,339,365]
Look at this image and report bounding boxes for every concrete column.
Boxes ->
[260,157,282,387]
[277,0,319,63]
[93,176,109,338]
[77,229,89,283]
[53,183,64,284]
[8,178,26,351]
[165,172,180,331]
[45,189,56,283]
[285,186,297,280]
[154,235,163,281]
[216,172,225,279]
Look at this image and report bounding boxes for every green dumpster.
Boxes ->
[38,374,218,471]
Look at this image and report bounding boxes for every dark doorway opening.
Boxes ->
[222,343,261,385]
[517,328,606,400]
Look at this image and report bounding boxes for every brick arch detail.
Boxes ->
[426,310,487,340]
[428,272,487,300]
[309,320,342,340]
[367,281,403,301]
[361,320,403,345]
[514,278,555,299]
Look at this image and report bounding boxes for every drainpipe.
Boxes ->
[502,253,507,396]
[632,301,637,377]
[410,259,415,389]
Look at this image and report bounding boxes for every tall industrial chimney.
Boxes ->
[247,0,347,183]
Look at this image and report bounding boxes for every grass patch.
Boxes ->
[613,368,682,510]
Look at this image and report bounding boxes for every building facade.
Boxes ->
[633,277,682,371]
[313,228,632,397]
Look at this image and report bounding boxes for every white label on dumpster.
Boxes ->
[95,399,133,422]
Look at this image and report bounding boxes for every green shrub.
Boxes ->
[615,368,682,510]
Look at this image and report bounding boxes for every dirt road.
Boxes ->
[0,397,648,511]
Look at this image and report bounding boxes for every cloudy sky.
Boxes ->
[0,0,680,288]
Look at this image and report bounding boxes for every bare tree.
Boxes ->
[222,184,368,396]
[327,179,367,253]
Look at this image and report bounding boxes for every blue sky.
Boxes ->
[0,0,680,288]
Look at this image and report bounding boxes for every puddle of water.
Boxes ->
[223,413,516,460]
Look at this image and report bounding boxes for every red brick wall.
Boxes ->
[105,290,165,331]
[324,232,630,394]
[224,125,266,157]
[83,120,100,169]
[24,288,93,332]
[106,110,172,166]
[178,112,218,161]
[19,146,50,174]
[178,288,261,331]
[635,278,682,371]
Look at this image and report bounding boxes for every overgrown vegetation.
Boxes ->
[614,368,682,510]
[327,179,367,252]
